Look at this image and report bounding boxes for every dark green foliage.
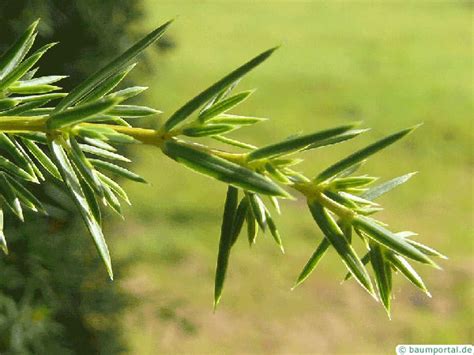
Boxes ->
[0,0,173,90]
[0,214,128,354]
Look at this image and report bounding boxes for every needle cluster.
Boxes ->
[0,20,446,317]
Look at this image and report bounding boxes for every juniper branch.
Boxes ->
[0,20,446,317]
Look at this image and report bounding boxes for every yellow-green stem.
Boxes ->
[0,115,356,220]
[0,116,48,132]
[293,182,355,221]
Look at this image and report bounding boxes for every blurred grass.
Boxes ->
[109,1,472,354]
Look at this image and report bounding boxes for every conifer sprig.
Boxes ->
[0,20,445,317]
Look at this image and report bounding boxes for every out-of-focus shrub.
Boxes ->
[0,1,172,353]
[0,219,129,354]
[0,0,173,88]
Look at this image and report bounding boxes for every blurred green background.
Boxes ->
[116,1,473,354]
[2,0,473,354]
